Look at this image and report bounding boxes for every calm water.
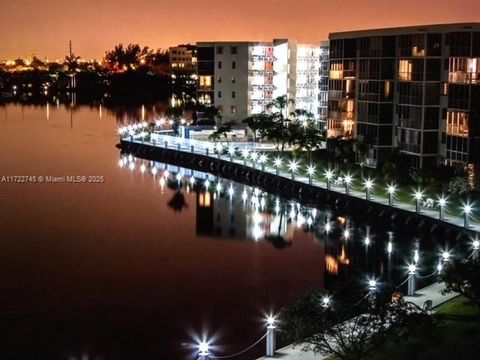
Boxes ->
[0,103,464,359]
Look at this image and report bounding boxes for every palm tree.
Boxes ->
[104,44,152,71]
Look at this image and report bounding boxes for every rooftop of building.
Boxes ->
[330,22,480,39]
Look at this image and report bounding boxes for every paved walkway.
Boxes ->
[257,282,458,359]
[122,134,480,235]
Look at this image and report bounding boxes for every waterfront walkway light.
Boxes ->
[387,241,393,255]
[198,340,210,360]
[250,151,258,168]
[473,238,480,251]
[463,202,473,228]
[242,148,250,165]
[414,190,423,213]
[288,160,299,180]
[364,178,374,200]
[438,195,448,221]
[325,169,334,190]
[265,315,277,357]
[387,184,397,206]
[228,146,235,161]
[216,143,223,159]
[322,296,331,308]
[344,174,352,195]
[259,154,268,171]
[364,236,370,247]
[307,165,316,185]
[407,264,416,296]
[273,157,283,176]
[473,238,480,260]
[442,250,451,263]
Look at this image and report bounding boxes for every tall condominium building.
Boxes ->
[328,23,480,171]
[169,45,197,105]
[196,40,326,123]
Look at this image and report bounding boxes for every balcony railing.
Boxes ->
[449,72,480,85]
[398,143,421,153]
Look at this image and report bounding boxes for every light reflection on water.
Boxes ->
[0,103,476,360]
[118,154,474,291]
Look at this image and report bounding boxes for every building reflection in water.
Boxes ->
[118,154,469,289]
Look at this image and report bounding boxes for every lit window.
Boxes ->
[231,106,237,114]
[446,111,468,137]
[199,76,212,89]
[398,60,412,81]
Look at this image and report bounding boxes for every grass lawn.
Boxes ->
[371,296,480,360]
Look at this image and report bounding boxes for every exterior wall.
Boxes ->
[328,23,480,170]
[169,46,197,104]
[296,44,321,120]
[197,39,328,125]
[212,42,251,123]
[197,43,215,106]
[249,43,275,115]
[319,41,330,131]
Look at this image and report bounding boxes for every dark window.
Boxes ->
[230,46,238,55]
[218,91,222,98]
[216,46,223,55]
[218,61,222,69]
[232,61,236,69]
[232,91,235,98]
[426,59,441,81]
[427,34,442,56]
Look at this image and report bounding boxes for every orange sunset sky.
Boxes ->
[0,0,479,60]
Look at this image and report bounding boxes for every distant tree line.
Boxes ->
[0,43,172,105]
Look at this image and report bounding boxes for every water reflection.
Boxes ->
[118,153,477,293]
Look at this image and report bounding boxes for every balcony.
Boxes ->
[449,72,480,85]
[398,142,421,154]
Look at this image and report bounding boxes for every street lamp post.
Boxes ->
[274,157,282,176]
[198,341,209,360]
[259,154,268,172]
[242,148,249,166]
[387,184,396,206]
[228,146,235,161]
[414,190,423,213]
[288,160,298,180]
[473,239,480,260]
[250,151,258,169]
[344,174,352,195]
[438,196,447,221]
[216,144,223,159]
[364,178,374,201]
[307,165,316,185]
[407,264,416,296]
[266,316,277,357]
[325,169,334,190]
[463,203,472,228]
[368,278,377,307]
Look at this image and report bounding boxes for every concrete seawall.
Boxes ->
[118,140,473,242]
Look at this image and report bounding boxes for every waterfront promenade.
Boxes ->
[257,282,459,359]
[121,133,480,235]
